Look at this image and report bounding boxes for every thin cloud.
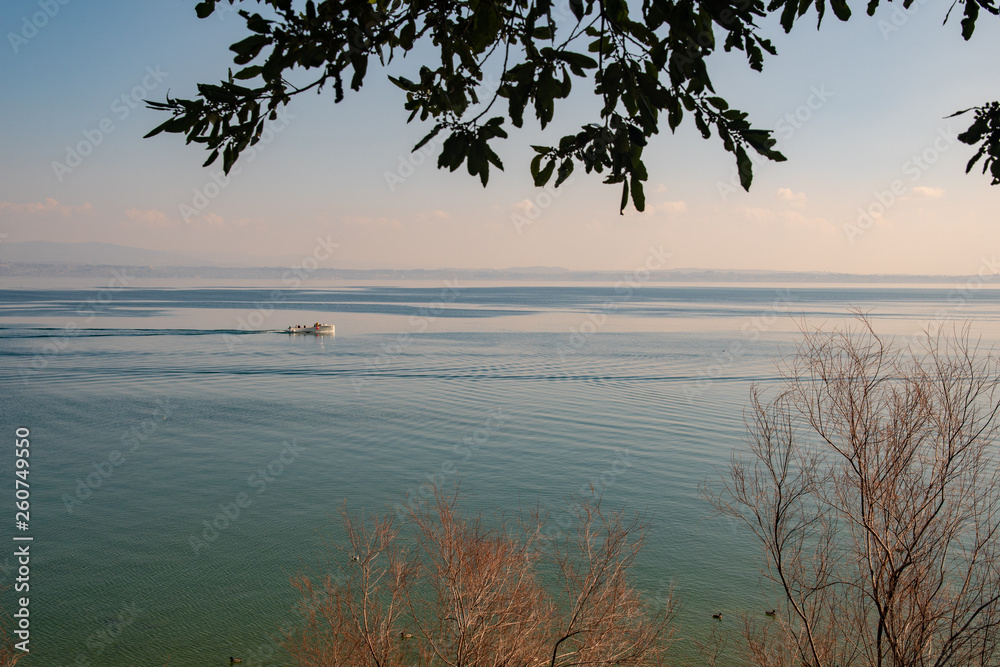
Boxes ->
[742,206,831,231]
[911,186,945,199]
[417,209,451,221]
[184,212,228,231]
[511,199,537,214]
[623,200,687,216]
[124,207,171,227]
[776,188,807,208]
[649,200,687,214]
[0,198,93,217]
[341,215,402,229]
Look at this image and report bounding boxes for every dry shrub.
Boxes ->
[709,315,1000,666]
[282,487,674,666]
[0,626,24,666]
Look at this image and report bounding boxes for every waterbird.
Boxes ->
[712,613,722,620]
[765,609,776,617]
[230,659,243,664]
[400,631,414,639]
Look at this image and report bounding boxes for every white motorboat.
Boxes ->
[285,323,335,335]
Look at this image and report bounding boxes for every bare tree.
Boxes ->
[707,315,1000,666]
[282,487,674,667]
[0,625,24,667]
[0,595,25,667]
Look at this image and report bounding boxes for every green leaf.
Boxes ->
[736,145,753,191]
[230,34,269,65]
[554,51,598,70]
[966,147,986,173]
[707,96,729,111]
[830,0,852,21]
[619,179,629,214]
[627,124,646,146]
[223,145,236,174]
[143,120,169,139]
[694,113,711,139]
[388,76,417,92]
[438,134,467,172]
[605,0,628,23]
[667,97,682,131]
[961,0,979,40]
[246,13,270,34]
[530,154,543,181]
[195,2,215,19]
[350,53,368,91]
[569,0,585,21]
[399,21,416,50]
[555,159,574,187]
[535,159,556,186]
[233,65,263,80]
[484,143,503,171]
[630,175,645,211]
[413,125,443,152]
[779,0,797,32]
[202,147,220,167]
[958,119,986,145]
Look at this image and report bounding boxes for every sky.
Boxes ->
[0,0,998,274]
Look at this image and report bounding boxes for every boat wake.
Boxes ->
[0,327,288,339]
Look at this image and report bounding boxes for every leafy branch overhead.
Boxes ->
[954,101,1000,185]
[146,0,998,213]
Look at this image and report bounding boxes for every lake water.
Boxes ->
[3,279,1000,665]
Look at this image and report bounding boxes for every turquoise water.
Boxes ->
[3,281,1000,665]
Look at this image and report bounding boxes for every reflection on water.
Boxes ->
[3,282,1000,665]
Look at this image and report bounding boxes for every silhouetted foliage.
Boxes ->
[146,0,998,212]
[953,101,1000,185]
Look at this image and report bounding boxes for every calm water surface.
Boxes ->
[3,280,1000,665]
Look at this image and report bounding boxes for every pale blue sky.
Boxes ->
[1,0,998,273]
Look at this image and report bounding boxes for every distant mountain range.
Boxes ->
[0,241,994,284]
[0,241,292,268]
